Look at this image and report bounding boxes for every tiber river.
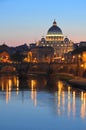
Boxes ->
[0,75,86,130]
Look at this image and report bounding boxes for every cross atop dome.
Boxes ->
[53,20,57,26]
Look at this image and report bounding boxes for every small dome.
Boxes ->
[47,20,63,35]
[41,36,46,43]
[64,37,69,43]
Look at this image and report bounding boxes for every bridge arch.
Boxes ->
[0,65,17,74]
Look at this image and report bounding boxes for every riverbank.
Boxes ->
[52,72,86,90]
[68,77,86,90]
[27,72,86,90]
[53,73,74,80]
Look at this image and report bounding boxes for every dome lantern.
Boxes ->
[53,20,57,26]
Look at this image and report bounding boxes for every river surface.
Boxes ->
[0,75,86,130]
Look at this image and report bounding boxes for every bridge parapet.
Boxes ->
[0,62,85,77]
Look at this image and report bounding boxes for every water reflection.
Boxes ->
[29,79,37,106]
[0,75,19,91]
[31,85,37,106]
[0,75,86,119]
[80,92,86,118]
[0,75,19,103]
[72,91,76,117]
[28,76,47,89]
[55,80,86,118]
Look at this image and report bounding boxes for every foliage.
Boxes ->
[10,51,25,62]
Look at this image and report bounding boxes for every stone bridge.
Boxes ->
[0,62,29,77]
[0,62,85,77]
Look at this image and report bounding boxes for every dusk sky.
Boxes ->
[0,0,86,46]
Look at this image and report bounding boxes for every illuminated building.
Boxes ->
[0,51,10,62]
[71,42,86,76]
[46,20,64,42]
[38,20,74,62]
[29,46,54,63]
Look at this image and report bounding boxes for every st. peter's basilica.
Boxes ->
[38,20,74,61]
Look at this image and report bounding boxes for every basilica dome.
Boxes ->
[46,20,64,42]
[47,20,63,35]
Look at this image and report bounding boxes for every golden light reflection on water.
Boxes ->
[28,77,47,106]
[31,80,37,106]
[0,75,86,119]
[72,91,76,117]
[56,80,86,119]
[81,91,84,101]
[57,81,66,115]
[80,92,86,118]
[0,76,19,104]
[62,91,65,112]
[68,86,71,117]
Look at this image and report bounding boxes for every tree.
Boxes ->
[10,51,25,62]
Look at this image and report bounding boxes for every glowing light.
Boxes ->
[31,80,37,89]
[1,82,4,91]
[62,91,65,106]
[57,81,64,115]
[46,34,64,37]
[72,91,76,117]
[57,90,61,115]
[82,52,86,62]
[68,86,71,116]
[0,76,19,103]
[81,64,84,68]
[68,86,70,96]
[80,92,86,118]
[81,91,84,101]
[58,81,63,93]
[83,93,86,106]
[31,80,37,106]
[17,78,19,88]
[8,79,12,91]
[6,86,9,104]
[16,87,19,95]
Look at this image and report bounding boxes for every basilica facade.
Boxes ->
[38,20,74,62]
